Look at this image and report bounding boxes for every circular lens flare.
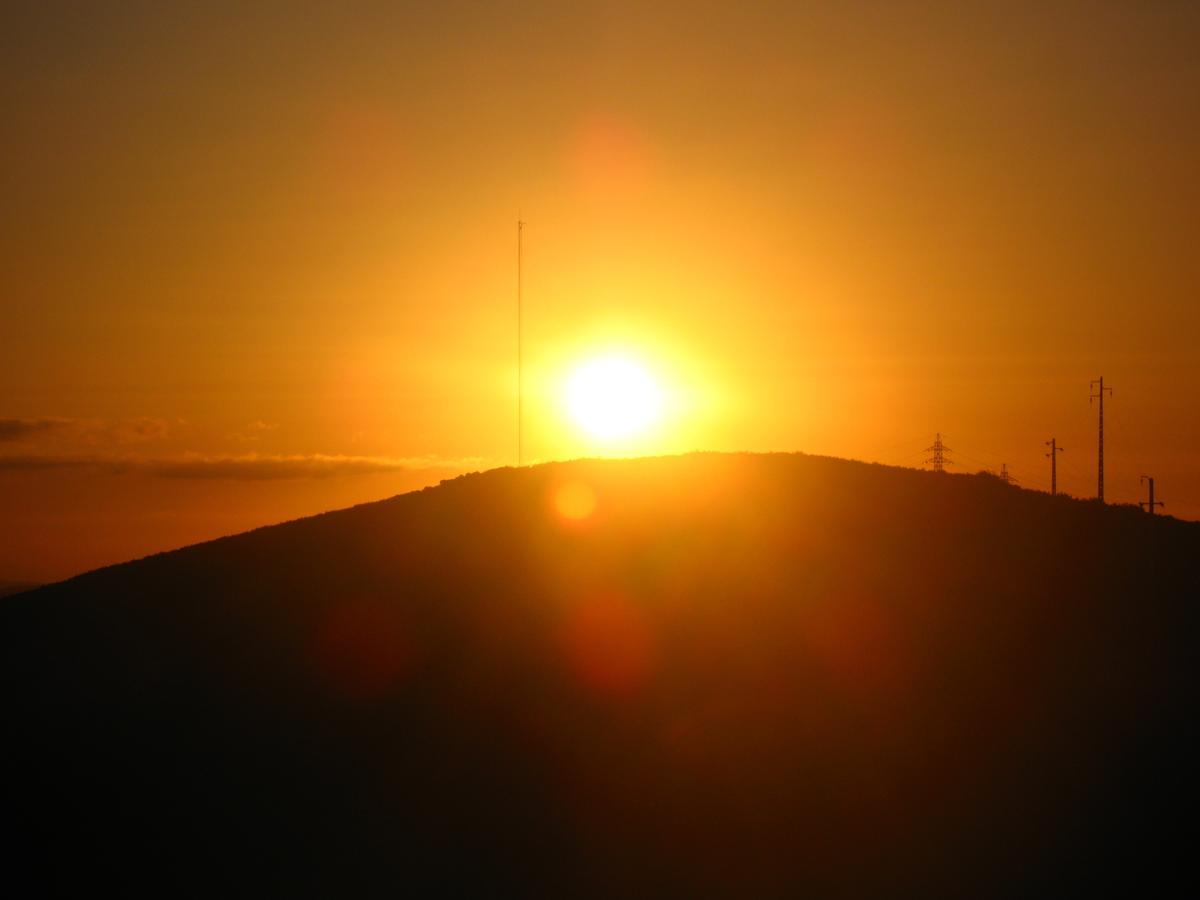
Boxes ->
[564,355,663,441]
[554,481,597,520]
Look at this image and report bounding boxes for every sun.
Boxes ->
[564,355,664,441]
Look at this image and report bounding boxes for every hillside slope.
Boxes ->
[4,453,1197,895]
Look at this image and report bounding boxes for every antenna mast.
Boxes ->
[517,218,524,467]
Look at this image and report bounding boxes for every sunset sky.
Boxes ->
[3,1,1198,582]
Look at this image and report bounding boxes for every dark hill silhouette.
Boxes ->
[0,579,39,599]
[4,453,1197,896]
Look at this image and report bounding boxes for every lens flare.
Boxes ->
[554,481,598,521]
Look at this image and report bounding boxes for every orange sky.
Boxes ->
[3,1,1198,582]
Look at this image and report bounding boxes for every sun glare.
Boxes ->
[564,355,663,441]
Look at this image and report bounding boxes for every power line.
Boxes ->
[951,446,1044,489]
[1053,452,1091,490]
[891,447,933,467]
[864,434,935,465]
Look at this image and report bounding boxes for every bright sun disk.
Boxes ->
[564,355,663,441]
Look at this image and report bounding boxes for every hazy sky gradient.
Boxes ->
[3,1,1198,580]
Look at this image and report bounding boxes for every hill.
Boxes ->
[0,579,39,599]
[4,452,1197,895]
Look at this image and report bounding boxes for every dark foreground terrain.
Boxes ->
[0,579,39,599]
[4,453,1197,895]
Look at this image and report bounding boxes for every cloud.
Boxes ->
[0,418,71,441]
[0,453,484,480]
[146,454,460,480]
[107,417,171,444]
[229,420,278,443]
[0,454,83,470]
[0,416,170,444]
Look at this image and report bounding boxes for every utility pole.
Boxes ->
[1090,377,1113,502]
[925,433,952,473]
[998,463,1016,486]
[517,218,524,467]
[1139,476,1164,515]
[1045,438,1064,496]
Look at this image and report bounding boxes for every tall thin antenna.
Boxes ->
[1090,377,1112,502]
[1045,438,1064,496]
[517,217,524,467]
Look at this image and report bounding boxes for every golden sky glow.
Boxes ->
[2,1,1199,581]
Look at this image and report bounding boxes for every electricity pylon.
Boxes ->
[1139,476,1164,515]
[925,433,952,472]
[1090,377,1112,502]
[1045,438,1064,496]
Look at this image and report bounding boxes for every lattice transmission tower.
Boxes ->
[925,433,952,473]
